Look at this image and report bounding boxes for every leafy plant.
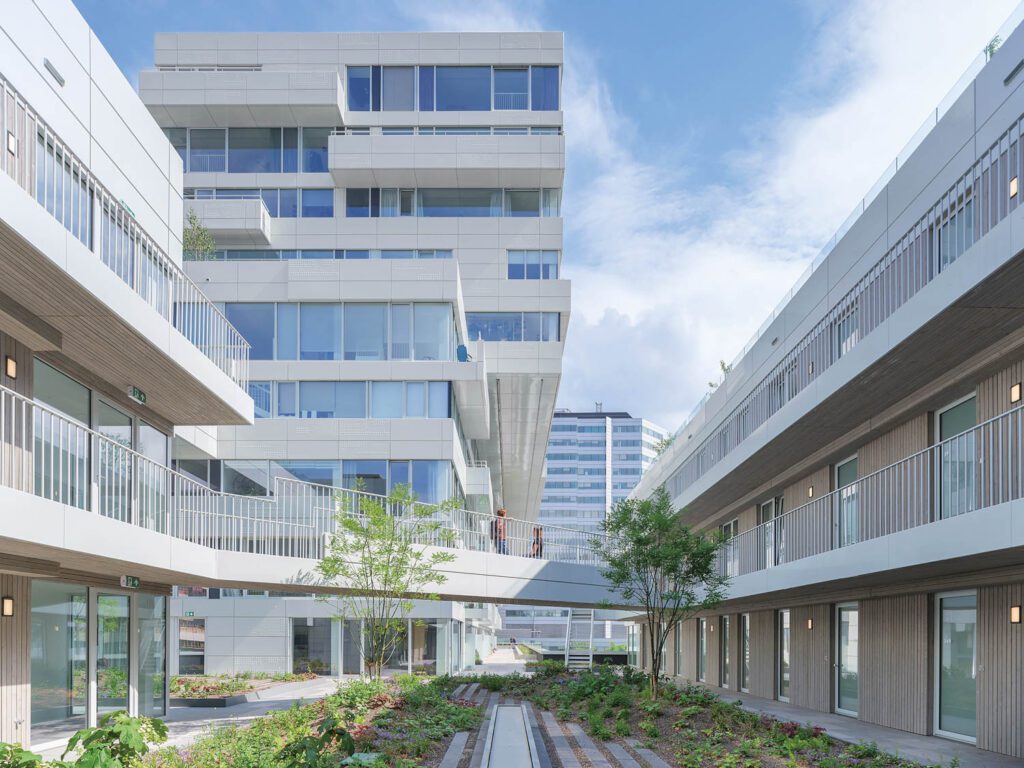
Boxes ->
[275,716,355,768]
[598,486,729,699]
[316,484,457,680]
[62,711,167,767]
[0,744,42,768]
[182,208,216,261]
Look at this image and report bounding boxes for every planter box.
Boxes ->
[170,694,247,708]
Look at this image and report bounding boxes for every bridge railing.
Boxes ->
[0,383,608,566]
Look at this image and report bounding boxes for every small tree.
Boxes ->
[598,486,729,699]
[183,208,216,261]
[317,484,456,679]
[653,435,675,457]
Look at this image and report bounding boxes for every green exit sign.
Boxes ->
[184,611,195,618]
[119,575,140,589]
[128,386,146,406]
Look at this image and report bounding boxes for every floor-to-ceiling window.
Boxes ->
[777,610,790,702]
[292,618,334,675]
[30,582,87,743]
[178,618,205,674]
[96,594,130,715]
[936,591,977,741]
[836,603,858,716]
[739,614,750,693]
[759,498,783,568]
[342,620,362,674]
[835,456,858,547]
[697,619,707,682]
[137,595,166,717]
[936,396,977,519]
[720,616,731,689]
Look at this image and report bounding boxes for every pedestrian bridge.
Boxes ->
[0,385,619,608]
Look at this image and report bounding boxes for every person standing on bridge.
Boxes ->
[529,526,543,558]
[492,507,508,554]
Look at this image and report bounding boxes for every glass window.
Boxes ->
[299,382,343,418]
[507,250,525,279]
[467,312,522,341]
[348,66,372,111]
[542,312,560,341]
[531,66,560,111]
[493,68,529,110]
[937,592,977,739]
[301,128,331,173]
[389,460,410,492]
[138,595,166,717]
[382,67,416,111]
[837,604,859,716]
[34,359,90,424]
[177,618,205,675]
[504,189,540,217]
[96,594,130,715]
[165,128,187,163]
[523,312,541,341]
[417,188,502,217]
[542,250,559,278]
[279,188,298,218]
[380,188,400,217]
[337,382,368,418]
[412,460,450,504]
[542,188,561,216]
[343,459,387,496]
[525,250,541,279]
[740,614,750,692]
[31,581,88,738]
[435,66,492,111]
[228,128,281,173]
[777,609,791,701]
[249,382,272,418]
[277,303,298,360]
[344,304,388,360]
[277,381,297,417]
[347,188,370,217]
[300,304,342,360]
[260,189,279,217]
[697,618,707,682]
[188,128,225,173]
[391,304,412,360]
[405,382,426,418]
[273,460,342,487]
[400,189,415,216]
[301,188,333,217]
[221,460,269,496]
[414,304,452,360]
[283,127,298,172]
[371,381,403,418]
[428,381,449,418]
[419,66,434,111]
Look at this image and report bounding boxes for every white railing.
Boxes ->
[0,384,606,567]
[332,126,562,137]
[0,71,249,388]
[717,403,1024,577]
[494,92,529,110]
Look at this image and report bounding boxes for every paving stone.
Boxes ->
[439,732,469,768]
[452,684,468,699]
[624,739,671,768]
[565,723,612,768]
[539,710,581,768]
[523,703,553,768]
[604,743,642,768]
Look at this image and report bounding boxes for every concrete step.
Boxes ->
[439,732,470,768]
[453,683,469,699]
[538,710,581,768]
[564,722,613,768]
[604,743,642,768]
[464,682,480,701]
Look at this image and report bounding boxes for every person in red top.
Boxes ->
[491,507,508,554]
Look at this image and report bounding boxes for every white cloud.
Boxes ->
[558,0,1017,430]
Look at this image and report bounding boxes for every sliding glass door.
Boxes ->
[835,603,858,716]
[935,592,977,742]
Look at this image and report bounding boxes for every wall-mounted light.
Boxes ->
[1,596,13,617]
[1012,176,1019,198]
[806,618,813,630]
[1012,382,1022,404]
[1012,605,1021,624]
[807,485,814,498]
[4,356,15,380]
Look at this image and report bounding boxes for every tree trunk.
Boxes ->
[648,623,659,700]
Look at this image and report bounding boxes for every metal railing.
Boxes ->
[0,71,249,388]
[0,384,606,567]
[717,403,1024,578]
[494,93,529,110]
[332,126,562,137]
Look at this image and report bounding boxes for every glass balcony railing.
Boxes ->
[0,384,607,566]
[716,403,1024,578]
[0,72,249,388]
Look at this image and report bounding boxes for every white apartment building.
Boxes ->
[137,31,569,676]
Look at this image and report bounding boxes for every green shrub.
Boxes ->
[638,720,659,738]
[276,716,355,768]
[524,660,565,677]
[614,719,630,738]
[0,744,42,768]
[63,711,168,766]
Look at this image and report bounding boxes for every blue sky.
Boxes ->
[75,0,1019,430]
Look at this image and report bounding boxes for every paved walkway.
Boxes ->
[467,646,529,676]
[712,687,1024,768]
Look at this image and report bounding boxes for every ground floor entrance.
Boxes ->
[24,578,168,749]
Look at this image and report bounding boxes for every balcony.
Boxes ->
[717,403,1024,598]
[185,198,272,247]
[0,73,251,425]
[328,126,564,188]
[139,69,344,127]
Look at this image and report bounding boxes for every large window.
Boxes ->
[936,592,977,741]
[168,127,334,173]
[344,188,561,218]
[184,188,332,218]
[739,614,750,693]
[836,603,858,717]
[936,395,977,519]
[178,618,205,675]
[777,609,790,702]
[349,65,560,112]
[696,619,707,682]
[223,302,455,361]
[508,250,559,279]
[31,581,88,738]
[467,312,560,342]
